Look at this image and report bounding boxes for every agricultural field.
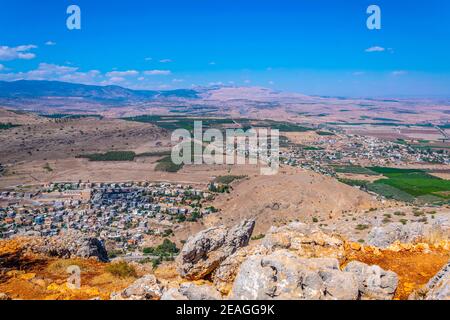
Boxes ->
[339,166,450,204]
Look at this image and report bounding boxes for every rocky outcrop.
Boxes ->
[262,222,345,259]
[344,261,398,300]
[212,245,270,294]
[161,288,189,300]
[367,220,449,248]
[19,230,109,262]
[411,260,450,300]
[0,293,11,300]
[110,275,162,300]
[227,240,399,301]
[179,283,223,300]
[76,238,109,262]
[177,219,255,280]
[230,250,360,300]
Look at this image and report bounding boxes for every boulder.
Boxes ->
[110,275,162,300]
[367,221,449,248]
[161,288,189,300]
[230,250,359,300]
[179,283,223,300]
[76,238,109,262]
[0,293,11,300]
[344,261,398,300]
[262,222,345,259]
[22,230,109,262]
[177,219,255,280]
[414,260,450,300]
[212,245,270,294]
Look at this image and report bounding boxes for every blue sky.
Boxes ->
[0,0,449,97]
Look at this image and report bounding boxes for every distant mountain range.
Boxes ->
[0,80,199,102]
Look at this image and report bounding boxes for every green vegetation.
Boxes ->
[106,261,137,278]
[0,123,20,130]
[214,175,247,185]
[155,155,184,172]
[251,234,266,241]
[333,166,378,175]
[339,166,450,204]
[42,114,103,120]
[355,224,370,231]
[368,167,450,201]
[316,131,335,136]
[142,239,179,269]
[78,151,137,161]
[123,115,313,133]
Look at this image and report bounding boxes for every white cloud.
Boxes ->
[108,77,126,83]
[144,57,153,61]
[209,61,216,65]
[391,70,408,76]
[45,41,56,46]
[365,46,385,53]
[159,59,172,63]
[106,70,139,78]
[172,78,184,83]
[0,45,37,61]
[144,70,171,75]
[0,64,4,71]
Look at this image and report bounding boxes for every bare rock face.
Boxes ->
[413,260,450,300]
[76,238,109,262]
[367,221,449,248]
[262,222,345,259]
[110,275,162,300]
[344,261,398,300]
[212,245,270,295]
[230,250,359,300]
[177,219,255,280]
[0,293,11,300]
[22,230,109,262]
[160,288,189,300]
[179,283,223,300]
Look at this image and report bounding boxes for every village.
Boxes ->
[0,181,216,256]
[280,133,450,177]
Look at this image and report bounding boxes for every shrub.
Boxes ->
[106,261,137,278]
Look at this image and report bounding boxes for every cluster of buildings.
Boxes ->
[0,182,215,252]
[281,134,450,176]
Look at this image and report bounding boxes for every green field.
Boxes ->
[0,123,21,130]
[123,115,314,133]
[333,165,379,175]
[339,167,450,204]
[77,151,137,161]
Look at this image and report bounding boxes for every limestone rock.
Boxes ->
[230,250,358,300]
[21,230,109,262]
[76,238,109,262]
[262,222,345,259]
[415,260,450,300]
[367,221,449,248]
[179,283,223,300]
[177,219,255,280]
[0,293,11,300]
[212,245,270,294]
[344,261,398,300]
[110,275,162,300]
[161,288,189,300]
